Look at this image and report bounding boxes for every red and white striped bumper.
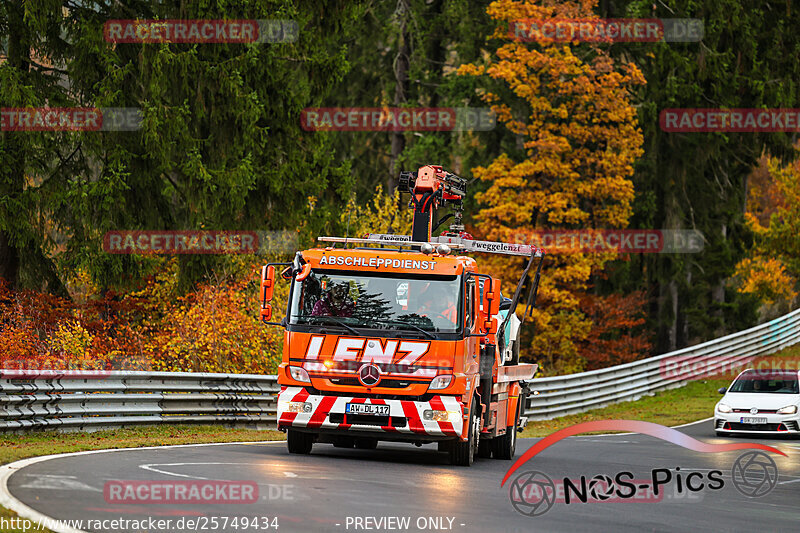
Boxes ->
[277,387,463,438]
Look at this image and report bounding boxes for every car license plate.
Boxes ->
[346,403,389,416]
[740,417,767,424]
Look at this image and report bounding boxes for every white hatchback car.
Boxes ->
[714,369,800,437]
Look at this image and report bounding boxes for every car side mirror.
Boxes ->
[718,387,727,394]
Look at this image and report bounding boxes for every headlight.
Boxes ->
[288,366,311,383]
[428,375,453,391]
[422,409,461,423]
[281,401,313,413]
[717,403,732,413]
[777,405,798,415]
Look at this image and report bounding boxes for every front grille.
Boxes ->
[328,413,408,427]
[732,408,778,413]
[304,385,435,402]
[327,377,420,389]
[726,423,786,431]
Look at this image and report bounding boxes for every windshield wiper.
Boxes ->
[374,319,436,339]
[302,315,361,336]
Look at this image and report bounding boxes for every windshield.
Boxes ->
[728,373,799,394]
[289,269,462,334]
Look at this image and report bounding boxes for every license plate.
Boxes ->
[346,403,389,416]
[740,417,767,424]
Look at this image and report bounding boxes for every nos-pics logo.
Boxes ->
[502,420,784,517]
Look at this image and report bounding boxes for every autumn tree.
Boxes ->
[734,151,800,309]
[458,0,645,373]
[0,0,357,294]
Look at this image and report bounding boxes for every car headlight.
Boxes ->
[777,405,798,415]
[288,366,311,383]
[717,403,732,413]
[428,375,453,391]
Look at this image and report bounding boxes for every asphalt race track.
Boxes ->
[5,419,800,533]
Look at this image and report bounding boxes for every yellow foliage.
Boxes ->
[340,186,413,239]
[734,257,797,305]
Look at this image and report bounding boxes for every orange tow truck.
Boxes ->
[260,165,545,465]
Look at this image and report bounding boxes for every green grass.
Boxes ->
[520,344,800,437]
[519,378,729,437]
[0,425,283,533]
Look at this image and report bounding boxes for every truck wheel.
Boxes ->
[477,438,493,458]
[354,437,378,450]
[493,416,517,460]
[450,403,478,466]
[287,430,314,454]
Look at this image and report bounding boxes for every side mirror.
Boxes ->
[261,265,276,303]
[482,278,500,316]
[482,279,493,314]
[490,284,501,316]
[718,387,727,394]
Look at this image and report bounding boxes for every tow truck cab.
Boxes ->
[263,246,531,465]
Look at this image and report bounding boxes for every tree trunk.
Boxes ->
[388,0,410,192]
[0,0,28,288]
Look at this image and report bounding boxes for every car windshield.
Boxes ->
[289,269,462,334]
[728,373,799,394]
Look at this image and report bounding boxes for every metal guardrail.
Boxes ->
[524,308,800,420]
[0,371,278,432]
[2,308,799,431]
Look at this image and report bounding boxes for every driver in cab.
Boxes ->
[417,284,457,325]
[312,284,354,318]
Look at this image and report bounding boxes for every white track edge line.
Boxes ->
[0,440,285,533]
[0,415,720,532]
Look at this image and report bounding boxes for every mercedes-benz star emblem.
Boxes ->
[358,364,381,387]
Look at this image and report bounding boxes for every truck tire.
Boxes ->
[287,430,314,454]
[450,403,478,466]
[493,410,518,460]
[477,438,493,458]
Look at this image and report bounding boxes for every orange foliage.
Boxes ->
[0,261,284,375]
[459,0,645,373]
[577,291,652,370]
